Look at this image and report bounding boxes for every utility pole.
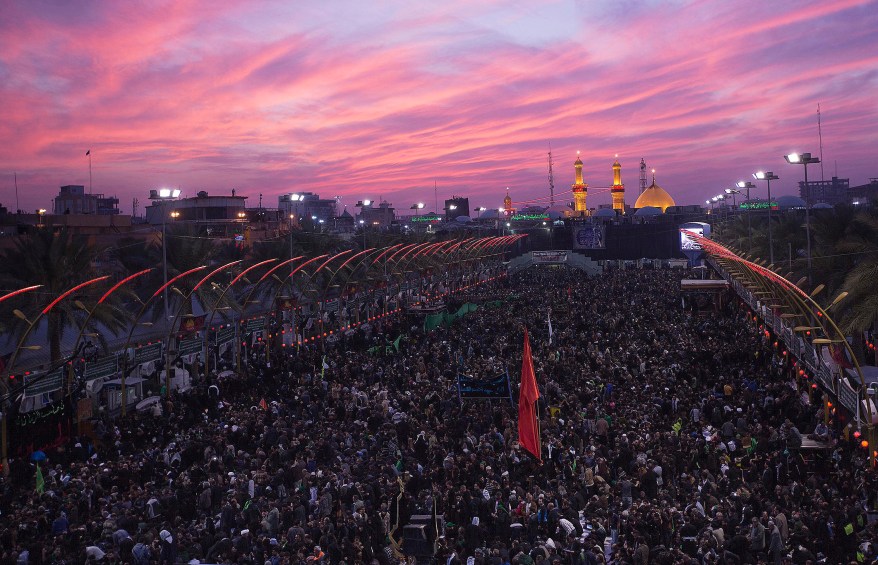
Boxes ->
[548,145,555,206]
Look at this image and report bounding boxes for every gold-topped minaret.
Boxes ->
[503,188,514,217]
[611,155,625,214]
[571,151,588,216]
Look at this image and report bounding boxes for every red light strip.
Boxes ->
[151,265,208,299]
[258,257,303,283]
[230,259,276,286]
[314,250,352,274]
[98,268,153,304]
[193,260,243,291]
[289,254,328,278]
[42,276,110,314]
[0,285,42,305]
[337,248,375,271]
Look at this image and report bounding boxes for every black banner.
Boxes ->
[457,372,512,403]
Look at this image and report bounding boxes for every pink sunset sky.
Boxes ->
[1,0,876,214]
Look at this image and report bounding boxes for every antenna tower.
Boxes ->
[817,103,825,181]
[547,145,555,206]
[639,158,648,194]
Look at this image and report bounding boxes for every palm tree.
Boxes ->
[0,228,126,365]
[810,205,859,294]
[836,209,878,338]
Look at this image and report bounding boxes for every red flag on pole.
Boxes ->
[518,327,541,462]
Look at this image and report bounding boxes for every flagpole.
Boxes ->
[14,172,19,214]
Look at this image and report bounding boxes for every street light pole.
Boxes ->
[785,152,820,284]
[152,188,181,321]
[162,212,169,318]
[753,171,779,265]
[737,181,756,252]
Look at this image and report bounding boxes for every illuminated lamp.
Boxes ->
[798,370,805,376]
[861,440,869,449]
[854,430,862,439]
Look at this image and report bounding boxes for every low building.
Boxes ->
[53,185,120,215]
[799,176,849,205]
[145,191,247,225]
[358,200,396,229]
[279,192,338,224]
[444,196,469,221]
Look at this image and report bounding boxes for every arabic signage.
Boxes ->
[84,355,118,381]
[245,317,265,333]
[214,326,236,346]
[24,367,64,397]
[740,201,779,210]
[134,343,163,365]
[573,225,605,250]
[457,373,512,402]
[838,381,860,416]
[511,213,550,221]
[178,336,203,357]
[532,250,569,263]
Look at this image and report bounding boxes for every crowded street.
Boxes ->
[1,266,876,564]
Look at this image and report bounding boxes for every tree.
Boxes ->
[0,228,127,365]
[836,209,878,337]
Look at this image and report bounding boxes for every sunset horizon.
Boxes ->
[2,0,876,214]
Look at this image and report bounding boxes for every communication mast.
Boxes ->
[817,103,825,181]
[639,158,648,194]
[547,145,555,206]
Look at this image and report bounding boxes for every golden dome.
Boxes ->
[634,175,675,212]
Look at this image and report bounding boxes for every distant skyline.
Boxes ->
[1,0,877,214]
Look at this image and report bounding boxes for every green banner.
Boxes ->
[178,336,203,357]
[214,326,235,346]
[24,368,64,397]
[84,355,118,381]
[424,303,479,332]
[245,317,265,333]
[134,342,163,365]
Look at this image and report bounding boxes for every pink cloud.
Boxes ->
[0,0,876,214]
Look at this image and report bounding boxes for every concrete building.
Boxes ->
[799,176,849,205]
[145,190,248,225]
[357,200,396,229]
[444,196,469,221]
[278,192,337,224]
[53,185,120,215]
[849,178,878,205]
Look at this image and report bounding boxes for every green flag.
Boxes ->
[35,463,45,494]
[393,334,404,352]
